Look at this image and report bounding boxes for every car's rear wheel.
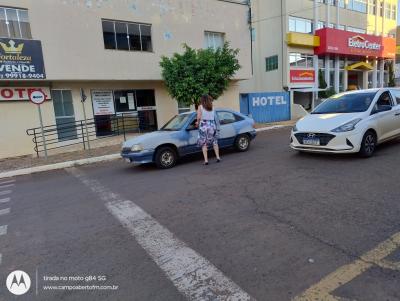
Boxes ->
[359,131,377,158]
[155,146,177,169]
[235,134,250,152]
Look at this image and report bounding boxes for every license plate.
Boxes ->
[303,138,320,146]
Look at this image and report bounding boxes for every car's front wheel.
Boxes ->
[359,131,377,158]
[155,146,177,169]
[235,134,251,152]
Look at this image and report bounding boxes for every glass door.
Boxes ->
[52,90,77,141]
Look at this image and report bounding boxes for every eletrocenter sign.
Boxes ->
[0,38,46,80]
[348,35,381,51]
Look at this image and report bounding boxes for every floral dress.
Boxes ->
[197,110,219,147]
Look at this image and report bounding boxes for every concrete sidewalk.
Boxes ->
[0,121,295,179]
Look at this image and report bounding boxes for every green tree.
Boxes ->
[388,61,396,87]
[160,43,240,108]
[318,69,327,98]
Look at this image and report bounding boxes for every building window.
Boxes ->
[317,0,345,6]
[102,19,153,52]
[289,53,314,68]
[368,0,376,14]
[385,3,391,18]
[391,4,397,20]
[0,7,31,39]
[347,26,366,34]
[204,31,224,50]
[288,16,312,34]
[265,55,278,72]
[379,1,384,16]
[348,0,367,13]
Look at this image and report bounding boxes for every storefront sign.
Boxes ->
[315,28,396,59]
[240,92,290,123]
[92,90,115,116]
[0,87,50,101]
[0,38,46,79]
[137,106,156,111]
[290,70,315,83]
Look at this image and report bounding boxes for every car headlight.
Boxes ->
[292,124,298,132]
[331,118,362,133]
[130,144,144,152]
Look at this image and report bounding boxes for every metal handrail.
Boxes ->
[26,113,155,157]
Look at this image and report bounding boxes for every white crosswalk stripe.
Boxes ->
[0,190,11,196]
[0,184,14,189]
[0,208,10,216]
[68,167,254,301]
[0,179,15,185]
[0,225,7,236]
[0,198,10,203]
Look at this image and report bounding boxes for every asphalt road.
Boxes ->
[1,128,400,301]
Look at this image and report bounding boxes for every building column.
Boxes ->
[312,0,319,108]
[375,0,378,35]
[379,60,385,87]
[334,56,340,92]
[343,58,348,91]
[325,55,331,88]
[382,0,386,35]
[336,0,340,28]
[372,59,378,88]
[362,71,369,89]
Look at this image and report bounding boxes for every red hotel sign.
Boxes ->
[314,28,396,59]
[0,87,50,101]
[290,70,315,83]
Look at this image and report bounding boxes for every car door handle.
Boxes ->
[395,113,400,116]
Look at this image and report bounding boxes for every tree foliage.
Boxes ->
[160,43,240,108]
[388,61,396,87]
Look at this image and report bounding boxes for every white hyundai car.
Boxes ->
[290,88,400,157]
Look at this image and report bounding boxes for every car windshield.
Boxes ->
[161,114,192,131]
[312,92,377,114]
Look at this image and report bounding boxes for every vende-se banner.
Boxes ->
[290,70,315,83]
[315,28,396,59]
[0,38,46,80]
[0,87,51,101]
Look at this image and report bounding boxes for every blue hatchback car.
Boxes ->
[121,109,256,168]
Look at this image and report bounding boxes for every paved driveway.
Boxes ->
[0,128,399,301]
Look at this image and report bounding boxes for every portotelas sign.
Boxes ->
[290,70,315,83]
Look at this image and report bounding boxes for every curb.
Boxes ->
[0,124,292,179]
[0,154,121,180]
[255,125,291,132]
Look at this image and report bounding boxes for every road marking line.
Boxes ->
[293,232,400,301]
[0,225,7,236]
[0,198,10,203]
[0,179,15,185]
[0,208,10,216]
[0,190,11,196]
[68,167,254,301]
[0,184,14,189]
